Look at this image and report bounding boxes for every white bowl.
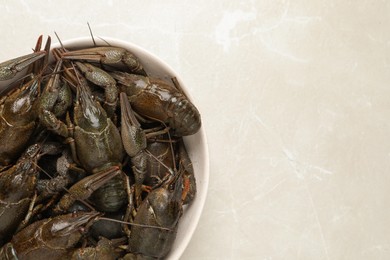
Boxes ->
[58,37,209,259]
[0,37,209,259]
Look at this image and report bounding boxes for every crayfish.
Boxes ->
[0,34,200,259]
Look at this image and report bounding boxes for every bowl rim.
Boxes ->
[51,37,210,259]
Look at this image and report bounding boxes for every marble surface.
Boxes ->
[1,1,390,259]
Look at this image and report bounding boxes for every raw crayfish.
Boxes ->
[0,34,200,259]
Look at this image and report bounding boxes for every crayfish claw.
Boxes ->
[0,51,46,81]
[61,46,146,75]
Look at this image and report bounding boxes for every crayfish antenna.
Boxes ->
[87,22,97,47]
[54,31,66,51]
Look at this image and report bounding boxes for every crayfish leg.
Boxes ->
[54,166,122,214]
[15,192,38,232]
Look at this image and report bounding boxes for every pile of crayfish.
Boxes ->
[0,35,200,259]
